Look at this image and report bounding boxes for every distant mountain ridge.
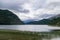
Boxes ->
[0,9,24,25]
[26,14,60,26]
[48,14,60,26]
[1,9,60,25]
[26,19,51,25]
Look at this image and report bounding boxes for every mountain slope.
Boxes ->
[0,9,24,25]
[26,14,60,25]
[26,19,51,25]
[48,14,60,26]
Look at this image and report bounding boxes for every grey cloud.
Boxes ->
[32,0,46,10]
[39,14,56,18]
[46,2,60,9]
[32,14,56,21]
[34,14,55,19]
[0,0,29,13]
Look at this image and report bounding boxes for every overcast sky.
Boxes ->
[0,0,60,21]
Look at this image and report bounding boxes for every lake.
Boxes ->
[0,25,60,32]
[0,25,60,40]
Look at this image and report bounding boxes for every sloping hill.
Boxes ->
[48,14,60,26]
[0,9,24,25]
[26,14,60,26]
[26,19,51,25]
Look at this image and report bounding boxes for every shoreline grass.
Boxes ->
[0,29,42,40]
[0,29,60,40]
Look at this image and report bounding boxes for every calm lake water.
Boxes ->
[0,25,60,32]
[0,25,60,40]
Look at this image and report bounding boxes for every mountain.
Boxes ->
[24,14,56,25]
[0,9,24,25]
[26,19,51,25]
[26,14,60,25]
[48,14,60,26]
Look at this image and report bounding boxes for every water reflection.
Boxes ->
[0,25,60,32]
[0,25,60,40]
[42,35,60,40]
[39,31,60,40]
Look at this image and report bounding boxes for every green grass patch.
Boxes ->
[0,29,60,40]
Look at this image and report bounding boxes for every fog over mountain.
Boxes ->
[0,0,60,22]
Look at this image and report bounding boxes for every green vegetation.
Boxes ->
[51,30,60,35]
[0,9,24,25]
[0,30,41,40]
[0,29,60,40]
[0,30,48,40]
[48,17,60,26]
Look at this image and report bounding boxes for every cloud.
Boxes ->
[0,0,60,21]
[0,0,29,13]
[19,0,60,21]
